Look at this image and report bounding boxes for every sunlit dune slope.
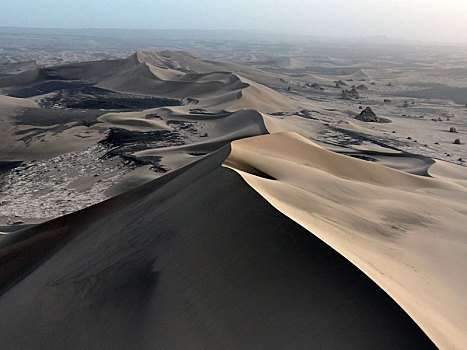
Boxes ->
[224,132,467,350]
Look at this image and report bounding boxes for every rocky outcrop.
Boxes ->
[341,87,360,100]
[334,80,347,88]
[355,107,391,123]
[305,83,324,90]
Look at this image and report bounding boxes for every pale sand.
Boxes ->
[224,132,467,349]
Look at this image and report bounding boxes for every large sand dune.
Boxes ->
[0,146,436,349]
[224,132,467,349]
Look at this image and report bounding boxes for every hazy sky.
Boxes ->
[1,0,467,43]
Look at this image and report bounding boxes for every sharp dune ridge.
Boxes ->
[0,145,437,349]
[224,132,467,349]
[0,50,466,349]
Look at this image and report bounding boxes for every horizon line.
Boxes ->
[1,26,467,46]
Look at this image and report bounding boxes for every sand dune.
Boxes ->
[225,75,299,112]
[0,146,435,349]
[428,159,467,187]
[0,94,38,110]
[0,51,298,113]
[100,54,298,111]
[99,108,269,163]
[0,67,41,88]
[224,132,467,349]
[135,50,260,75]
[98,110,171,131]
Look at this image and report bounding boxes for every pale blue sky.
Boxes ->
[1,0,466,43]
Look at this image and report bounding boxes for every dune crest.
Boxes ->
[0,145,437,349]
[224,132,467,350]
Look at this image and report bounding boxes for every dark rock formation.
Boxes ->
[306,83,320,89]
[334,80,347,88]
[355,107,391,123]
[341,87,360,100]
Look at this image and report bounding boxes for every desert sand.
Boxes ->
[0,44,466,349]
[225,131,467,349]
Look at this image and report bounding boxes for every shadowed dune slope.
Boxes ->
[224,132,467,350]
[0,146,435,349]
[0,54,139,88]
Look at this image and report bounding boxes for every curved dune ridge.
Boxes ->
[0,145,437,350]
[224,131,467,350]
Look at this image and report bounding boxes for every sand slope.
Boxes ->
[0,146,435,349]
[224,132,467,350]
